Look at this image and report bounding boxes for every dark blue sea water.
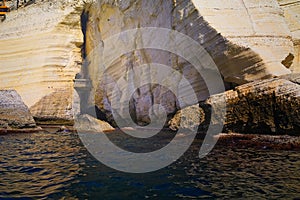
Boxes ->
[0,130,299,199]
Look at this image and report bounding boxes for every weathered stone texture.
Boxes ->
[1,0,300,126]
[84,0,298,125]
[278,0,300,72]
[204,78,300,135]
[0,90,36,129]
[30,89,74,124]
[0,0,83,122]
[75,114,115,132]
[168,105,205,131]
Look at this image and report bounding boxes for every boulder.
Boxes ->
[203,78,300,135]
[74,114,115,133]
[0,90,36,130]
[30,89,74,125]
[168,105,205,131]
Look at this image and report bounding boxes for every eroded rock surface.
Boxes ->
[168,105,205,131]
[30,89,74,124]
[83,0,297,125]
[75,114,115,133]
[1,0,300,127]
[0,90,36,130]
[204,78,300,135]
[0,0,84,122]
[192,0,294,77]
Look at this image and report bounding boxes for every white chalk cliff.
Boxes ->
[0,0,299,123]
[0,0,83,121]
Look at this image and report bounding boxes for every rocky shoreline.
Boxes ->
[201,76,300,135]
[0,0,300,148]
[2,76,300,137]
[0,90,39,134]
[215,133,300,150]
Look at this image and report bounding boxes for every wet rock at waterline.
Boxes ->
[0,90,38,133]
[0,0,300,129]
[203,78,300,135]
[75,114,115,133]
[168,105,205,131]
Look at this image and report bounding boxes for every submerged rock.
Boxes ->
[0,90,37,132]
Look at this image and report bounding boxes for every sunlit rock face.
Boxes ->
[29,88,74,124]
[168,105,205,131]
[0,0,83,122]
[85,0,179,126]
[75,114,115,133]
[84,0,296,125]
[1,0,298,125]
[278,0,300,72]
[187,0,293,81]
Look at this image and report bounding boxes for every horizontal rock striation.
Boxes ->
[178,0,293,82]
[1,0,299,127]
[0,90,37,132]
[203,77,300,135]
[0,0,83,122]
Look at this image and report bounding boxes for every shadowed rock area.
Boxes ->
[201,77,300,135]
[0,90,37,133]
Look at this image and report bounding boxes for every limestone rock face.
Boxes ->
[179,0,293,82]
[1,0,300,126]
[0,0,83,122]
[85,0,178,126]
[29,89,74,124]
[84,0,297,125]
[278,0,300,72]
[0,90,36,129]
[168,105,205,131]
[203,78,300,135]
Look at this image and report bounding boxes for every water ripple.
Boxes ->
[0,131,299,199]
